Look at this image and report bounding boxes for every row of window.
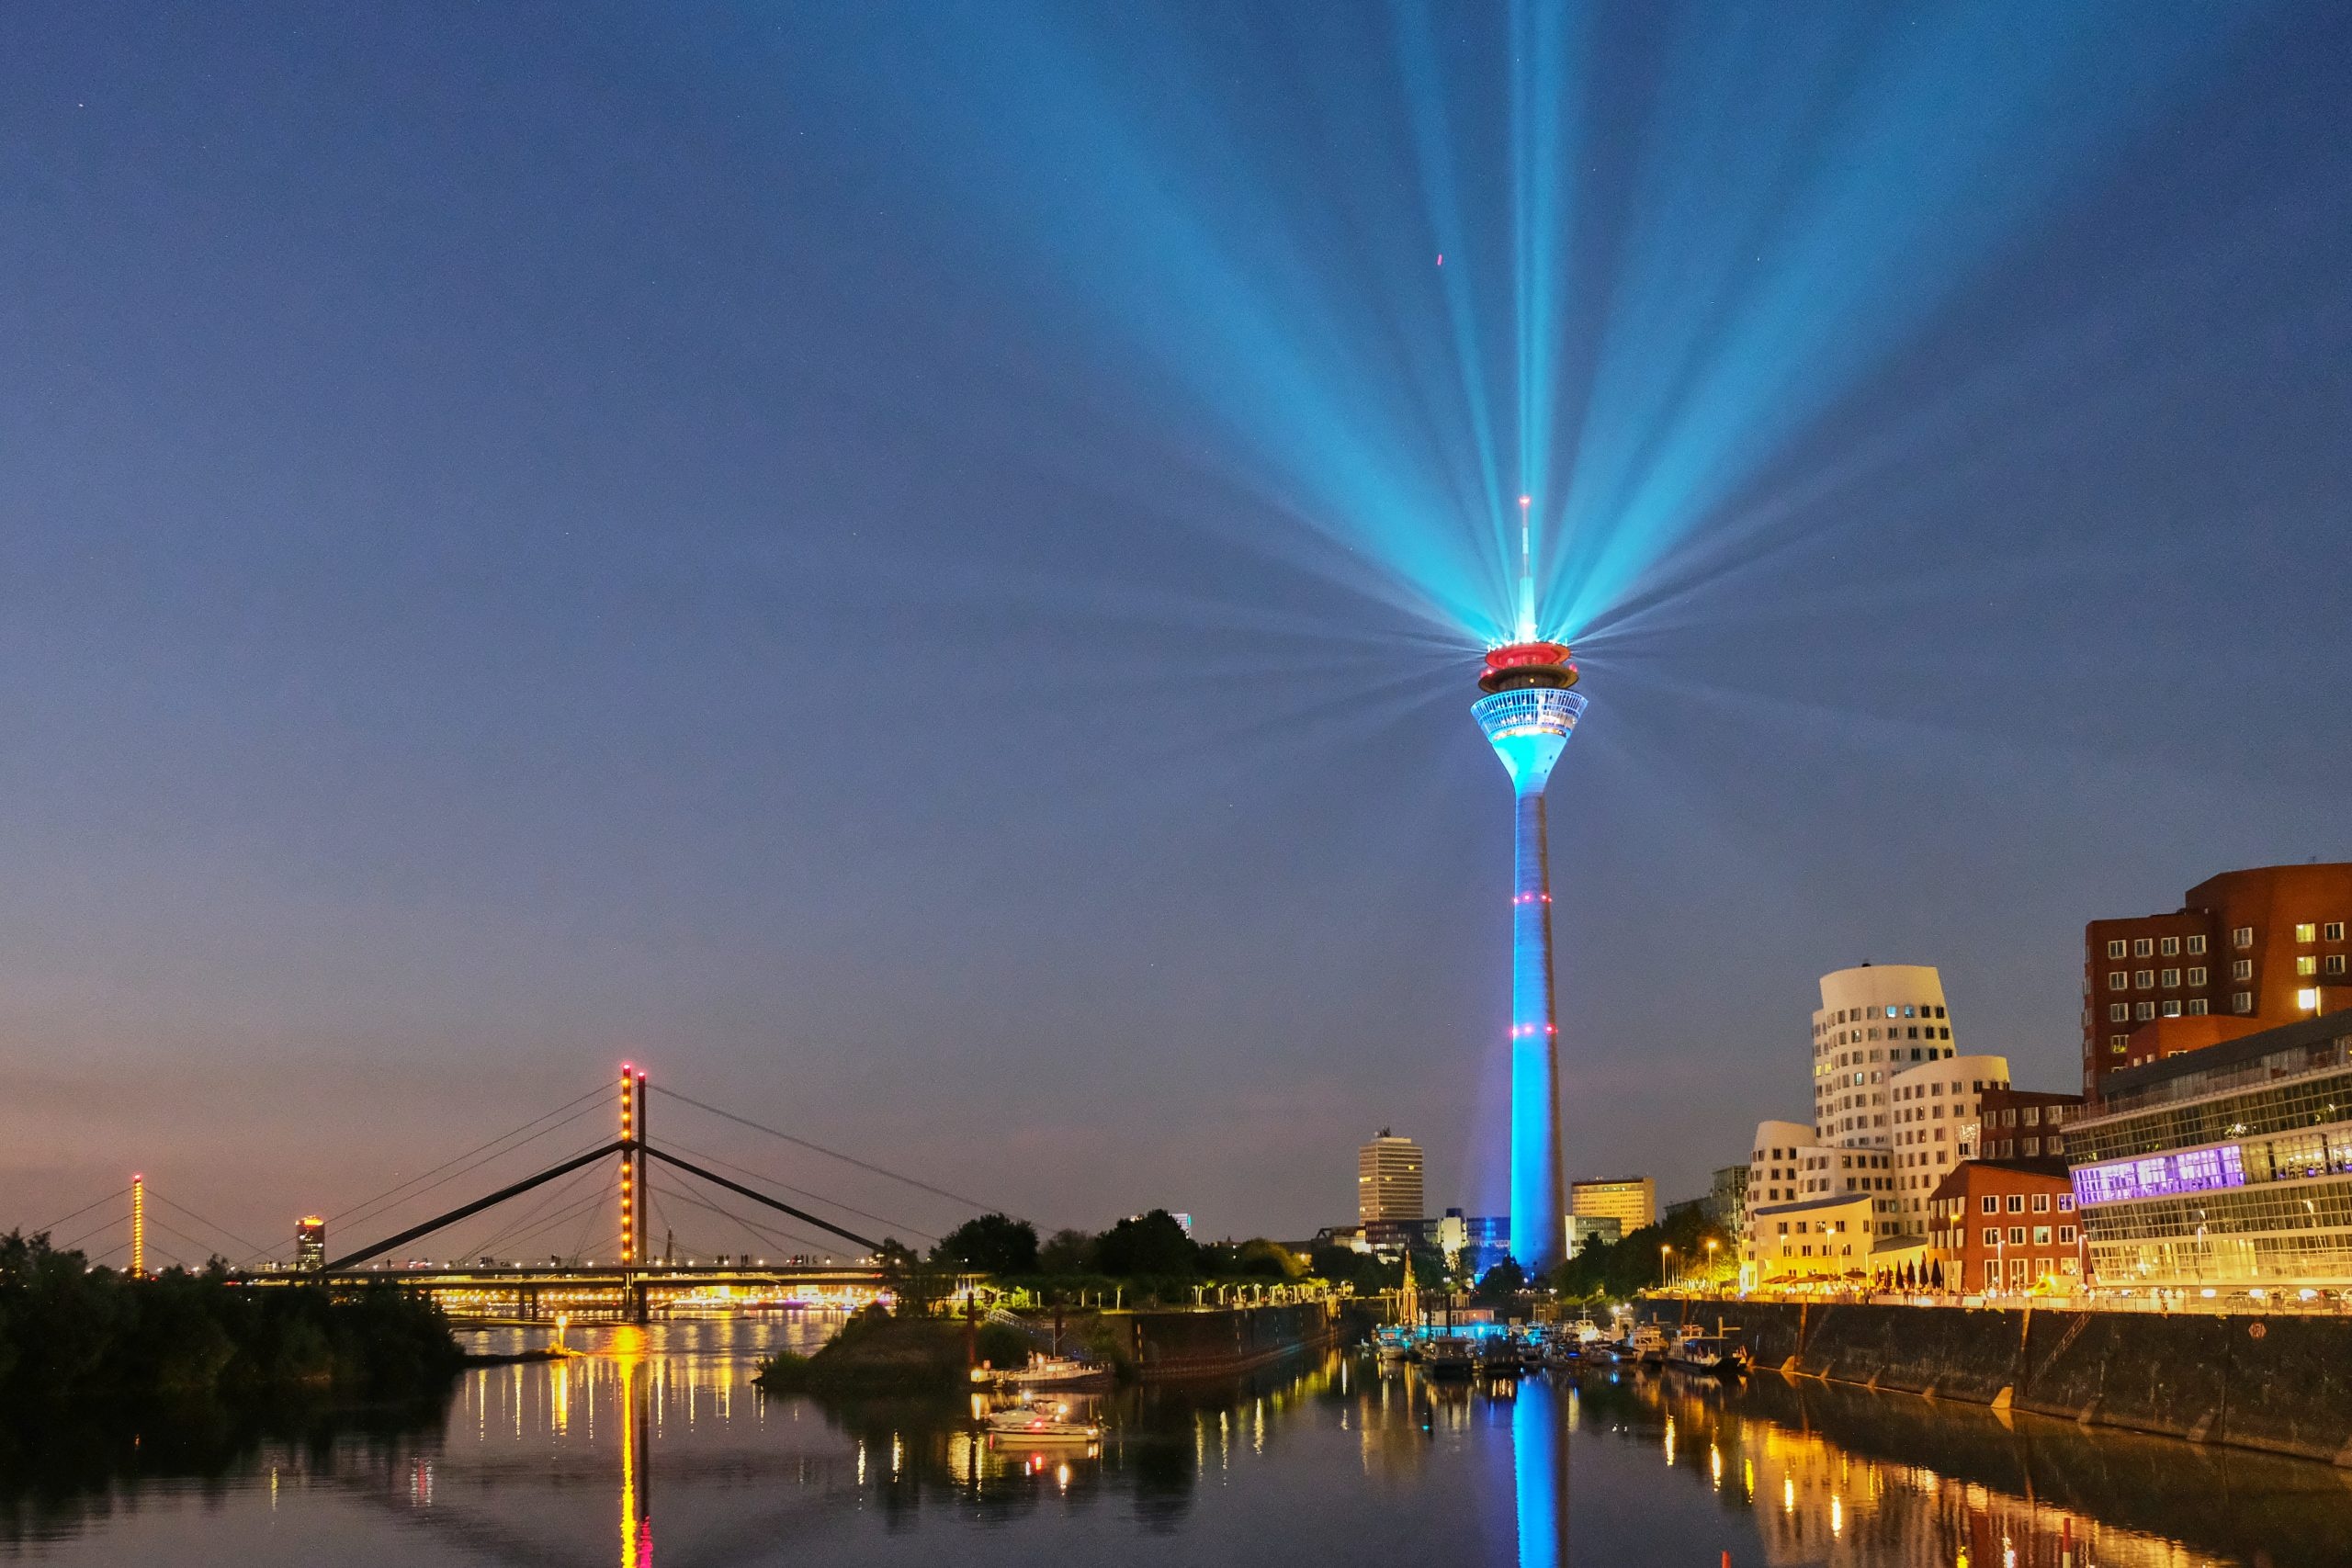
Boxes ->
[2108,997,2237,1022]
[2108,935,2209,959]
[1817,1003,1948,1032]
[1971,1225,2077,1246]
[2108,965,2214,991]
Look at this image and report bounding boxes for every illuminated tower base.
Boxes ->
[1473,641,1585,1276]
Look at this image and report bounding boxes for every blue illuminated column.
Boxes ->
[1472,644,1586,1275]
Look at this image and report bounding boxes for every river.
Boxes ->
[4,1316,2349,1565]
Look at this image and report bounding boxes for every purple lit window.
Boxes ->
[2073,1145,2245,1205]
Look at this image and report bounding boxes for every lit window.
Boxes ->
[2300,988,2322,1010]
[2297,922,2317,942]
[2033,1225,2052,1246]
[2298,955,2319,976]
[2057,1196,2075,1213]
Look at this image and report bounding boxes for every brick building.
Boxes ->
[2083,863,2352,1097]
[1962,1087,2087,1163]
[1925,1157,2083,1295]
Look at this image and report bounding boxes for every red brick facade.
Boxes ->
[1926,1158,2082,1295]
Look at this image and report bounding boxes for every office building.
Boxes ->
[2067,1008,2352,1291]
[1569,1176,1656,1232]
[297,1215,326,1271]
[1707,1164,1749,1233]
[1356,1130,1424,1224]
[1567,1214,1622,1252]
[1751,1191,1884,1287]
[1811,964,1960,1149]
[1962,1087,2086,1163]
[1887,1055,2011,1231]
[1925,1159,2080,1295]
[2082,863,2352,1096]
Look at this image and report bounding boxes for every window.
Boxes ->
[2162,1001,2182,1018]
[2160,936,2179,957]
[2033,1226,2052,1246]
[2133,938,2154,958]
[2023,1106,2041,1126]
[2104,938,2126,958]
[2188,999,2210,1017]
[2189,965,2209,987]
[2234,926,2256,949]
[2030,1192,2050,1213]
[1980,1195,1996,1214]
[2109,1034,2129,1053]
[2006,1195,2025,1214]
[2049,1134,2064,1155]
[2233,991,2255,1015]
[2008,1226,2027,1245]
[2057,1195,2074,1213]
[2297,922,2317,942]
[2331,956,2348,977]
[1982,1227,1999,1246]
[2328,923,2346,942]
[2188,934,2207,955]
[2134,969,2154,988]
[2298,955,2320,976]
[2161,967,2181,988]
[2135,1001,2155,1021]
[2233,959,2254,981]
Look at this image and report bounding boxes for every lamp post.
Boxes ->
[1659,1244,1673,1292]
[1704,1239,1719,1295]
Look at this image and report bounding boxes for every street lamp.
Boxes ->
[1660,1244,1673,1291]
[1705,1239,1719,1294]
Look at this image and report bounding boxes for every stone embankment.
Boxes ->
[1116,1301,1351,1380]
[1639,1299,2352,1465]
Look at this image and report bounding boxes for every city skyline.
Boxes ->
[3,5,2350,1253]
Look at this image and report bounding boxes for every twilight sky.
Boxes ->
[3,3,2348,1265]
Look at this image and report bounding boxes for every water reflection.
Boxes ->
[7,1322,2352,1564]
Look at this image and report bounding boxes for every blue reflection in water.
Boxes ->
[1512,1374,1566,1568]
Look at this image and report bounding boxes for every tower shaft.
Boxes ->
[1509,788,1564,1274]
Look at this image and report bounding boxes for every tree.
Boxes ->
[1474,1258,1527,1303]
[932,1213,1039,1276]
[1037,1228,1097,1275]
[876,1238,947,1312]
[1094,1211,1199,1278]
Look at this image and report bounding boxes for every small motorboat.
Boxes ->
[1628,1324,1668,1366]
[997,1353,1113,1391]
[985,1395,1102,1444]
[1666,1326,1747,1378]
[1476,1337,1522,1377]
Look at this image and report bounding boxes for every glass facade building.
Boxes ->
[2069,1010,2352,1290]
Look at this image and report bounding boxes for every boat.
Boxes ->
[998,1354,1113,1391]
[1565,1318,1607,1348]
[984,1395,1102,1444]
[1628,1323,1668,1366]
[1420,1337,1476,1379]
[1476,1336,1522,1377]
[1373,1326,1414,1362]
[1666,1325,1748,1378]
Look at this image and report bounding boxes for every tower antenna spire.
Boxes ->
[1516,495,1536,644]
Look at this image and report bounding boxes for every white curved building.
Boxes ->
[1811,964,1960,1149]
[1888,1053,2010,1230]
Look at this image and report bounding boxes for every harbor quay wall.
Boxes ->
[1638,1300,2352,1465]
[1118,1302,1346,1381]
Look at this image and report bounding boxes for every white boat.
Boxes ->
[1666,1325,1747,1378]
[1566,1319,1606,1346]
[999,1354,1111,1390]
[985,1396,1102,1444]
[1627,1324,1668,1365]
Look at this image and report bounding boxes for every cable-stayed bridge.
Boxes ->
[22,1065,997,1320]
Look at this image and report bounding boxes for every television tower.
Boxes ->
[1471,497,1584,1274]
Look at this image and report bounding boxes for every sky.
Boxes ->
[2,2,2349,1265]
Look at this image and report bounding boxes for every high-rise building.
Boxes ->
[1707,1164,1749,1233]
[2081,863,2352,1097]
[1887,1055,2010,1232]
[1356,1130,1424,1224]
[1472,637,1586,1272]
[1810,964,1960,1149]
[297,1215,326,1271]
[1569,1176,1655,1232]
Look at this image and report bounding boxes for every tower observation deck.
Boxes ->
[1472,640,1586,1274]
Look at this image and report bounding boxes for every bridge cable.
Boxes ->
[652,1087,1006,1216]
[325,1085,610,1231]
[144,1214,232,1268]
[440,1157,608,1264]
[148,1190,271,1265]
[653,1132,931,1241]
[649,1170,836,1259]
[642,1145,879,1251]
[28,1186,132,1240]
[320,1140,628,1272]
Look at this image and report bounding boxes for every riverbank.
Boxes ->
[1639,1298,2352,1465]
